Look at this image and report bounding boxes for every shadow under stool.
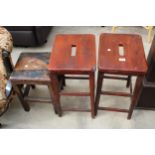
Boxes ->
[48,34,96,118]
[95,33,148,119]
[10,52,64,114]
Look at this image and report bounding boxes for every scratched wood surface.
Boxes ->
[99,33,148,75]
[11,52,50,82]
[48,34,96,74]
[15,52,49,70]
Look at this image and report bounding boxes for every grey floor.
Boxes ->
[1,26,155,129]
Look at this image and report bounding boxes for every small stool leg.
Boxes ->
[95,72,103,116]
[12,84,30,111]
[58,75,66,90]
[127,76,143,119]
[62,75,66,87]
[126,76,131,88]
[89,72,95,118]
[50,74,62,117]
[48,84,58,114]
[31,85,36,89]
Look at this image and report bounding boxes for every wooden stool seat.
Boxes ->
[11,52,51,83]
[48,34,96,118]
[15,52,49,70]
[99,34,147,74]
[49,34,96,73]
[96,33,148,119]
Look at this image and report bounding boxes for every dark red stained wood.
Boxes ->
[99,33,148,75]
[48,34,96,74]
[98,107,129,113]
[96,33,148,119]
[48,34,96,118]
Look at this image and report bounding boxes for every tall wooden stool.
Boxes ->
[48,34,96,118]
[95,33,148,119]
[10,52,63,113]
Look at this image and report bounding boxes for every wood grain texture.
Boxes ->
[15,52,49,71]
[48,34,96,118]
[96,33,148,119]
[99,33,148,75]
[10,52,58,114]
[48,34,96,74]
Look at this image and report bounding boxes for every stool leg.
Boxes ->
[12,84,30,111]
[126,76,131,88]
[31,85,36,89]
[127,76,143,119]
[95,72,103,116]
[58,75,66,90]
[62,75,66,87]
[50,74,62,117]
[48,84,58,114]
[89,72,95,118]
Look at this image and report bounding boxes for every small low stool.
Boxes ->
[10,52,63,113]
[95,33,148,119]
[48,34,96,118]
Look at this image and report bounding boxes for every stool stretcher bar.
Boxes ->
[98,107,129,113]
[101,91,132,97]
[60,92,90,96]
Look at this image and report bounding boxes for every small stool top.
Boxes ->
[48,34,96,74]
[10,52,50,82]
[99,33,148,75]
[15,52,49,71]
